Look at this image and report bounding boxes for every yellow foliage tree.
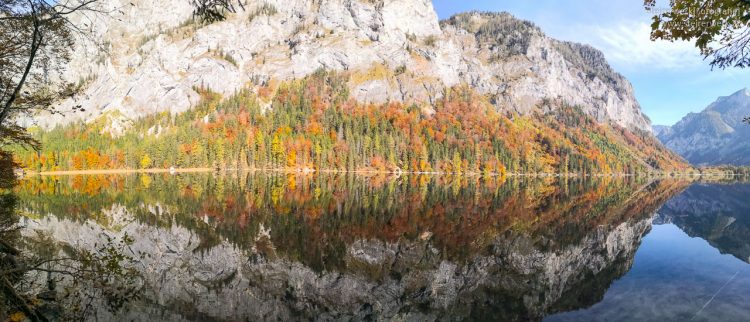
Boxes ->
[286,149,297,168]
[271,134,284,166]
[140,154,152,169]
[452,151,462,174]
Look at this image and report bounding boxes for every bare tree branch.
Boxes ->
[0,0,108,129]
[1,275,49,322]
[0,6,42,124]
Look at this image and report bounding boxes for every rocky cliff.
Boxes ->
[47,0,652,132]
[656,88,750,165]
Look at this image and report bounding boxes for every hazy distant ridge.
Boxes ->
[656,88,750,166]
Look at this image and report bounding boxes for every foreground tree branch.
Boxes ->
[645,0,750,122]
[0,0,103,128]
[1,221,141,320]
[191,0,245,22]
[645,0,750,69]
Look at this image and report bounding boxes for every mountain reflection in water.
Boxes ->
[10,174,729,321]
[657,183,750,264]
[547,183,750,322]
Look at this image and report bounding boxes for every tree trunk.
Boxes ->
[1,275,49,322]
[0,16,42,126]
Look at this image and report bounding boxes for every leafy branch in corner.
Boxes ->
[1,224,142,321]
[645,0,750,69]
[191,0,245,23]
[0,0,110,129]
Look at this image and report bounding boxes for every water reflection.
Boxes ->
[656,183,750,263]
[547,182,750,322]
[12,174,694,321]
[1,185,140,322]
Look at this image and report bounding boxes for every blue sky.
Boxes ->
[432,0,750,126]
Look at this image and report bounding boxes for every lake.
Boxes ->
[8,173,750,321]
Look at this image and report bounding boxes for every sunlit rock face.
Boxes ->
[44,0,651,132]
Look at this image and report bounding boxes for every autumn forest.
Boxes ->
[13,70,688,175]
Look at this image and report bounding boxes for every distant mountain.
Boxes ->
[651,125,672,137]
[656,88,750,166]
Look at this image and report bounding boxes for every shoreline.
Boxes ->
[19,167,744,177]
[31,168,215,176]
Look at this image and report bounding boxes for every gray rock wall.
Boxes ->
[44,1,653,133]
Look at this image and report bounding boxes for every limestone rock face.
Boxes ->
[45,1,652,132]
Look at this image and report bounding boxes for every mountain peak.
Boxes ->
[710,87,750,105]
[729,87,750,97]
[706,87,750,127]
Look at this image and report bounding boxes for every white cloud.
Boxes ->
[577,21,703,70]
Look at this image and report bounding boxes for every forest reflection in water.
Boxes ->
[1,173,710,321]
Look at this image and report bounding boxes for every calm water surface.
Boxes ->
[547,183,750,322]
[10,174,750,321]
